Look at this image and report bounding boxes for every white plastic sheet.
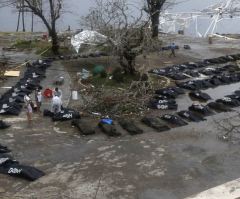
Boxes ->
[71,30,107,53]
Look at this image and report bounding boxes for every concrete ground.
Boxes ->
[1,35,240,199]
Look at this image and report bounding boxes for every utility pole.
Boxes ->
[22,0,25,32]
[16,0,43,33]
[16,0,26,32]
[16,8,20,32]
[31,11,34,32]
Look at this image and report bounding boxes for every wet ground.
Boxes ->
[1,35,240,198]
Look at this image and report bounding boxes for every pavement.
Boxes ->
[1,36,240,198]
[185,178,240,199]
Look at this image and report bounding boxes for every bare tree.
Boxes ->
[0,0,63,54]
[82,0,152,75]
[25,0,62,54]
[145,0,167,39]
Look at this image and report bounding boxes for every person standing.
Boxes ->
[51,95,62,114]
[169,43,176,58]
[54,87,62,99]
[35,88,42,112]
[24,94,33,124]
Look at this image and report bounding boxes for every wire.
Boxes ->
[0,1,16,9]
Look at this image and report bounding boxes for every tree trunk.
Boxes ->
[120,48,137,75]
[151,12,160,39]
[51,31,59,55]
[127,58,136,75]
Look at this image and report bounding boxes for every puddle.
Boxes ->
[176,82,240,111]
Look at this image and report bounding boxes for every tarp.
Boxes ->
[71,30,107,53]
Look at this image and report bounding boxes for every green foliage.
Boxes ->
[13,39,33,49]
[13,39,50,51]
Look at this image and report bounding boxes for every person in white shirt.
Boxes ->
[35,88,42,112]
[24,94,33,124]
[53,87,62,99]
[51,95,62,114]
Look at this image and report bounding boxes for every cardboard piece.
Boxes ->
[4,71,20,77]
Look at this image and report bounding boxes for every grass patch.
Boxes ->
[13,39,50,50]
[12,39,74,57]
[90,73,139,89]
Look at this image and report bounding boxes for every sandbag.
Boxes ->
[234,90,240,96]
[141,117,170,132]
[150,103,178,110]
[0,120,11,129]
[155,88,179,98]
[184,70,199,77]
[0,155,45,181]
[216,97,240,107]
[12,95,25,103]
[0,107,21,116]
[189,104,214,116]
[210,77,222,86]
[71,119,95,135]
[207,102,232,112]
[177,81,197,90]
[225,94,240,101]
[168,73,188,80]
[189,91,211,101]
[218,75,232,84]
[170,87,185,94]
[161,114,188,127]
[201,79,214,88]
[52,108,80,121]
[118,119,143,135]
[149,98,177,110]
[43,109,54,117]
[0,145,11,153]
[98,122,121,137]
[200,68,217,76]
[177,111,206,122]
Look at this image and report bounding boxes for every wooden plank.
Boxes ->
[4,70,20,77]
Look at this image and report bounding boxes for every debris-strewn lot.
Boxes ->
[1,33,240,199]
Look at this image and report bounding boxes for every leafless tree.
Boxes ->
[144,0,177,39]
[0,0,63,54]
[144,0,167,39]
[81,0,152,75]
